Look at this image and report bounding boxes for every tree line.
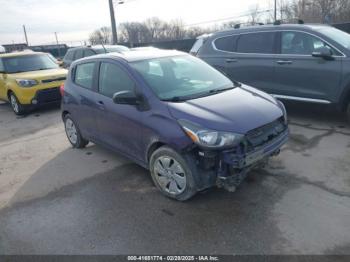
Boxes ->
[89,0,350,45]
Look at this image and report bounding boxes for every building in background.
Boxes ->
[29,44,69,59]
[2,43,28,53]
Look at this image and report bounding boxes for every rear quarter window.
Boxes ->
[214,35,237,52]
[74,62,95,89]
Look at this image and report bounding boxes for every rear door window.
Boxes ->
[0,59,4,72]
[64,50,74,61]
[237,32,275,54]
[84,49,95,58]
[74,49,84,60]
[74,62,95,89]
[214,35,237,52]
[98,62,135,98]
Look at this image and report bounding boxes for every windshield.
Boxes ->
[317,27,350,49]
[130,55,234,101]
[3,54,59,73]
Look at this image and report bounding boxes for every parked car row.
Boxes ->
[191,23,350,122]
[4,22,349,200]
[62,45,130,68]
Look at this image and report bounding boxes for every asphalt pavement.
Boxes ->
[0,101,349,255]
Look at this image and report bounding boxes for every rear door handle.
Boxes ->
[276,60,293,65]
[226,58,238,63]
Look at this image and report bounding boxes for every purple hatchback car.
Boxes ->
[61,50,288,201]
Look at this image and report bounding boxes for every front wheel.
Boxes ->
[150,146,198,201]
[64,114,89,148]
[9,92,26,115]
[346,101,350,123]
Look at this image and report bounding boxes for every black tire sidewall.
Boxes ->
[9,92,25,115]
[64,114,88,148]
[149,146,198,201]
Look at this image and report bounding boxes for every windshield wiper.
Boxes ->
[209,86,235,94]
[162,97,186,102]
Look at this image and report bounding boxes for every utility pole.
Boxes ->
[23,25,29,46]
[109,0,118,44]
[54,32,61,58]
[274,0,277,22]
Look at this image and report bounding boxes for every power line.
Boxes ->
[184,9,272,27]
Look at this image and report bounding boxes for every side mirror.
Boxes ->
[113,91,140,105]
[312,47,333,60]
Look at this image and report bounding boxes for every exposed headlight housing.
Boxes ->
[277,100,288,125]
[16,79,38,87]
[178,119,244,149]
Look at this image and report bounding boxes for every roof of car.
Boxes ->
[68,45,128,51]
[0,51,45,58]
[212,23,331,37]
[83,49,186,62]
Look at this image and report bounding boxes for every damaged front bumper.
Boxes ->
[196,129,289,191]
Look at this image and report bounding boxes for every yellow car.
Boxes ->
[0,51,67,115]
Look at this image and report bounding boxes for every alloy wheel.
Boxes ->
[65,118,78,145]
[10,94,19,113]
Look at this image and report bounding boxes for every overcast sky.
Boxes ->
[0,0,274,45]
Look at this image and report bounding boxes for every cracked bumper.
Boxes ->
[221,129,289,169]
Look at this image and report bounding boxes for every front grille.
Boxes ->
[245,117,286,152]
[41,77,66,84]
[35,87,61,103]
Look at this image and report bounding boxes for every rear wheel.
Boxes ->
[64,114,89,148]
[150,146,198,201]
[9,92,26,115]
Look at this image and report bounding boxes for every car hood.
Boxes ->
[8,68,68,80]
[167,85,283,134]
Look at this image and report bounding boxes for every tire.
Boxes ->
[9,92,26,115]
[346,101,350,123]
[149,146,198,201]
[63,114,89,148]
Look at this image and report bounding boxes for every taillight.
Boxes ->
[60,83,65,96]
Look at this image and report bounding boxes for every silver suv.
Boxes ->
[192,23,350,121]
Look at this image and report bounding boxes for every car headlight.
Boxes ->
[16,79,38,87]
[178,119,244,149]
[277,100,288,124]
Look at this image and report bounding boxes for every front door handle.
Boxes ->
[226,58,238,63]
[96,101,106,110]
[276,60,293,65]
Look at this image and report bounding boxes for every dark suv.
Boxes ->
[62,45,129,68]
[61,50,288,200]
[192,24,350,121]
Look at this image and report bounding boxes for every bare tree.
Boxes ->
[145,17,166,41]
[248,4,261,25]
[284,0,350,24]
[221,20,240,29]
[89,27,112,45]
